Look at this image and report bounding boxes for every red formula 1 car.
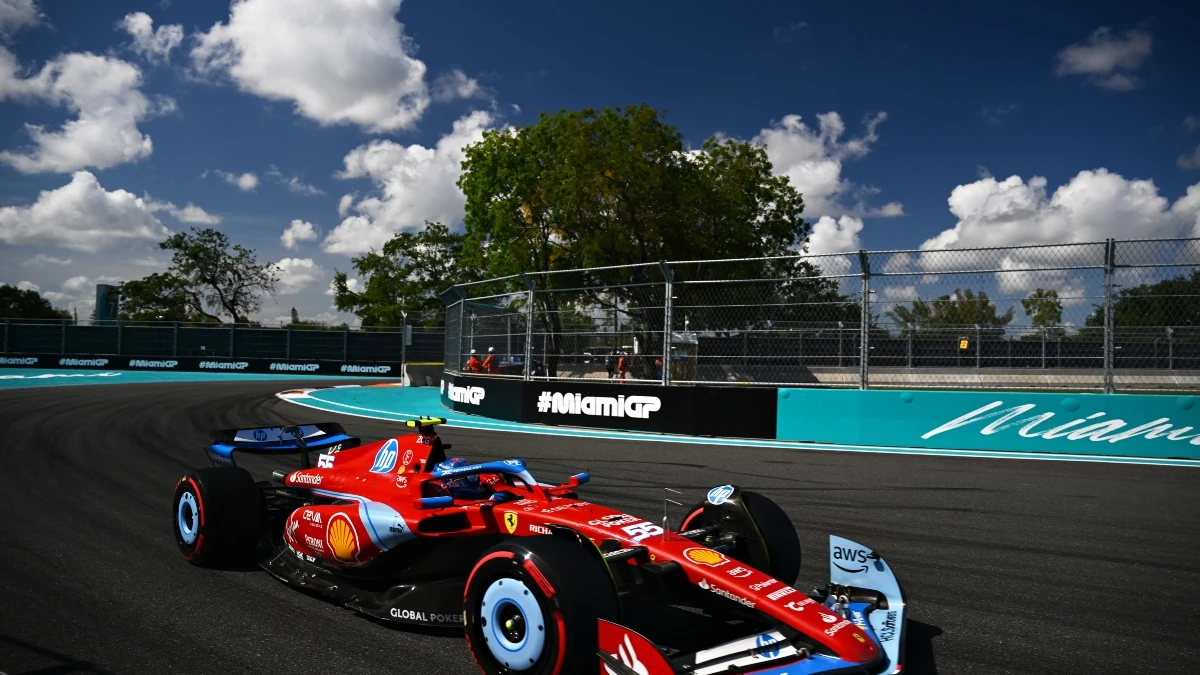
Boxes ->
[173,418,907,674]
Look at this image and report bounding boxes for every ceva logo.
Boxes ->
[446,382,486,405]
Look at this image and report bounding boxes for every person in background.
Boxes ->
[482,347,497,374]
[605,349,616,379]
[616,350,628,383]
[655,357,663,380]
[466,349,481,372]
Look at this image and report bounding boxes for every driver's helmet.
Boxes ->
[434,457,488,499]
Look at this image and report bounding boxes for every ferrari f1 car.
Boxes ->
[173,418,907,674]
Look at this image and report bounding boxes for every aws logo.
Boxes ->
[832,545,873,574]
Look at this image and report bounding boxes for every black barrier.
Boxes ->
[0,353,402,377]
[441,372,776,439]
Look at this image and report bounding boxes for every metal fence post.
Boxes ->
[1103,239,1116,393]
[659,262,674,386]
[838,321,844,367]
[906,326,913,369]
[975,324,982,370]
[2,318,8,353]
[61,318,67,354]
[401,313,408,370]
[343,324,349,361]
[857,250,871,390]
[520,274,535,381]
[173,322,178,357]
[116,320,122,356]
[1041,327,1046,369]
[1167,327,1174,370]
[286,323,293,359]
[229,324,235,358]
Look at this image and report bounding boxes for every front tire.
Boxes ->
[464,537,619,674]
[172,467,262,566]
[680,490,802,584]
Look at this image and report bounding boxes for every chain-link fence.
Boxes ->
[443,238,1200,392]
[0,319,445,363]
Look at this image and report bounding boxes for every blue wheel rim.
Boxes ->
[480,577,546,670]
[177,491,199,545]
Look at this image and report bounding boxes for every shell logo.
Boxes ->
[326,513,360,562]
[684,547,728,567]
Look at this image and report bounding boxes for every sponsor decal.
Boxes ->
[304,534,325,552]
[253,429,268,441]
[369,439,399,473]
[727,566,752,578]
[853,632,866,643]
[199,361,248,370]
[504,512,519,534]
[785,597,816,612]
[877,610,899,643]
[302,509,322,525]
[697,578,756,608]
[850,610,866,628]
[270,362,320,372]
[395,475,407,488]
[389,608,461,624]
[0,372,120,379]
[446,382,486,405]
[0,357,37,365]
[317,453,335,468]
[439,462,484,476]
[620,522,663,542]
[286,517,299,543]
[128,359,177,368]
[59,358,109,367]
[823,619,853,637]
[207,450,233,466]
[755,633,781,659]
[819,612,839,624]
[290,473,322,486]
[684,548,729,567]
[767,586,796,601]
[326,513,360,561]
[750,579,778,591]
[707,485,734,506]
[401,449,413,466]
[541,501,589,513]
[503,459,523,466]
[340,364,391,374]
[529,524,552,535]
[922,399,1200,447]
[536,391,661,419]
[602,633,647,675]
[589,514,641,528]
[832,545,871,574]
[388,523,405,535]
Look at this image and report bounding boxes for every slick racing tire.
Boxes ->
[173,467,262,567]
[680,490,802,585]
[464,536,619,675]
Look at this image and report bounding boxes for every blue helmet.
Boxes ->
[434,457,488,499]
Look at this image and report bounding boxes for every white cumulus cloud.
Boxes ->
[432,68,490,103]
[281,219,319,249]
[1054,27,1153,92]
[144,195,221,224]
[805,214,864,276]
[274,257,324,294]
[323,110,494,254]
[0,49,171,173]
[0,171,170,252]
[750,112,900,219]
[16,280,39,292]
[1179,144,1200,171]
[190,0,429,133]
[214,170,258,191]
[22,253,72,267]
[326,277,363,295]
[0,0,40,36]
[118,12,184,65]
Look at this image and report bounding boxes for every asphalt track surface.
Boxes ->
[1,380,1198,675]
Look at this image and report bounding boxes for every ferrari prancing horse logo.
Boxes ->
[504,512,518,534]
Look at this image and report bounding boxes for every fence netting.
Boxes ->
[442,238,1200,392]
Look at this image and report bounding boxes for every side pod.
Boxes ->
[597,620,676,675]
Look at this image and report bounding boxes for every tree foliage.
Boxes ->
[119,228,278,323]
[1021,289,1064,327]
[885,289,1015,336]
[456,104,828,374]
[0,284,71,320]
[1086,271,1200,329]
[333,221,479,327]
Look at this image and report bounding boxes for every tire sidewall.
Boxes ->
[464,553,562,674]
[173,476,205,561]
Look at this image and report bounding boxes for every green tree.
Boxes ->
[290,307,300,324]
[119,228,278,323]
[1086,271,1200,329]
[456,104,816,374]
[1022,289,1063,327]
[0,284,71,320]
[333,221,477,327]
[886,289,1014,336]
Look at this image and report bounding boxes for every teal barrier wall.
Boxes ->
[776,389,1200,459]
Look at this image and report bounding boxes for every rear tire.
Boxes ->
[172,467,262,567]
[679,490,802,585]
[463,536,619,674]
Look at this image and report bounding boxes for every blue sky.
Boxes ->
[1,0,1198,324]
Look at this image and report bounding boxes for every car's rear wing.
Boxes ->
[205,422,360,468]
